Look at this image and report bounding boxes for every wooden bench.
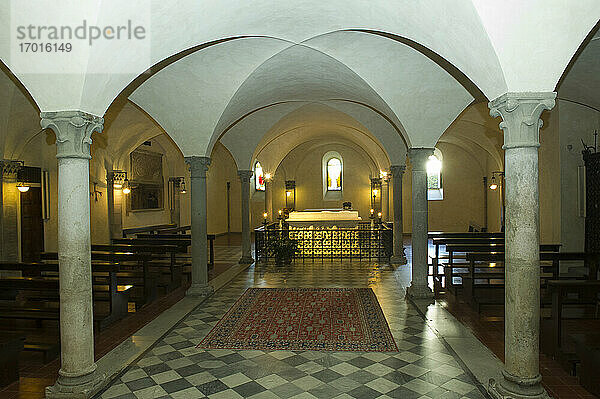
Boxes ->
[442,243,561,294]
[156,225,191,234]
[0,275,131,331]
[92,244,186,291]
[456,251,586,312]
[571,333,600,395]
[122,224,177,238]
[40,252,158,305]
[430,236,505,291]
[542,280,600,361]
[0,333,25,387]
[131,234,216,266]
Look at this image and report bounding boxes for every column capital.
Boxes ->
[238,170,253,183]
[185,156,211,178]
[41,111,104,159]
[408,148,434,171]
[489,92,556,149]
[389,165,406,178]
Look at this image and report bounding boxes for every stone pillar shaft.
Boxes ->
[488,92,555,399]
[390,165,407,265]
[185,156,213,297]
[406,149,434,299]
[106,172,116,240]
[265,179,273,222]
[42,111,105,398]
[382,178,389,222]
[238,170,254,264]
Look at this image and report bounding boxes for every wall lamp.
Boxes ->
[108,170,130,194]
[489,171,504,190]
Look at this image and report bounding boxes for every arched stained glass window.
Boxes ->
[327,158,342,191]
[254,162,265,191]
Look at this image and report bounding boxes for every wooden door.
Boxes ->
[20,187,44,262]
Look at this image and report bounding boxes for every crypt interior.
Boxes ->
[0,2,600,399]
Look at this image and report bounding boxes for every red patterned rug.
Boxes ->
[198,288,397,352]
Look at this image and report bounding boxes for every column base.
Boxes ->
[45,368,105,399]
[186,284,214,298]
[489,371,550,399]
[390,254,408,265]
[239,256,254,265]
[405,283,434,299]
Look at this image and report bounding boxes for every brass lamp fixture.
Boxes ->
[108,170,130,194]
[285,180,296,210]
[370,177,382,211]
[489,171,504,190]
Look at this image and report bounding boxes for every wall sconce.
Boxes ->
[370,177,382,211]
[2,160,30,193]
[489,171,504,190]
[17,182,30,192]
[108,170,128,192]
[265,172,272,181]
[122,179,131,195]
[285,180,296,210]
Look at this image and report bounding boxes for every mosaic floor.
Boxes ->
[97,260,490,399]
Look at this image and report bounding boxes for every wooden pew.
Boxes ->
[92,244,185,291]
[156,225,190,234]
[0,273,131,331]
[428,232,504,292]
[442,243,561,293]
[0,333,25,387]
[571,333,600,396]
[543,280,600,357]
[0,262,131,330]
[459,252,595,313]
[122,224,177,238]
[40,252,158,304]
[133,234,216,266]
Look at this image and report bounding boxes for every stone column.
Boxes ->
[185,156,213,297]
[265,177,273,222]
[390,165,407,264]
[488,93,555,399]
[238,170,254,264]
[42,111,105,398]
[406,149,434,299]
[106,172,116,240]
[382,177,390,222]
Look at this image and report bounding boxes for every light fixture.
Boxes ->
[372,188,379,197]
[265,172,272,181]
[179,179,187,194]
[377,211,382,218]
[263,212,268,219]
[489,176,498,190]
[109,170,128,192]
[122,178,131,195]
[286,191,292,197]
[379,171,388,179]
[17,182,30,192]
[489,171,504,190]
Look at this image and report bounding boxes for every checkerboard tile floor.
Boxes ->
[97,261,490,399]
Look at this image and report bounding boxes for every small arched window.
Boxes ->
[427,150,443,200]
[327,158,342,191]
[254,161,265,191]
[426,155,442,189]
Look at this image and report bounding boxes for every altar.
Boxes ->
[287,209,362,227]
